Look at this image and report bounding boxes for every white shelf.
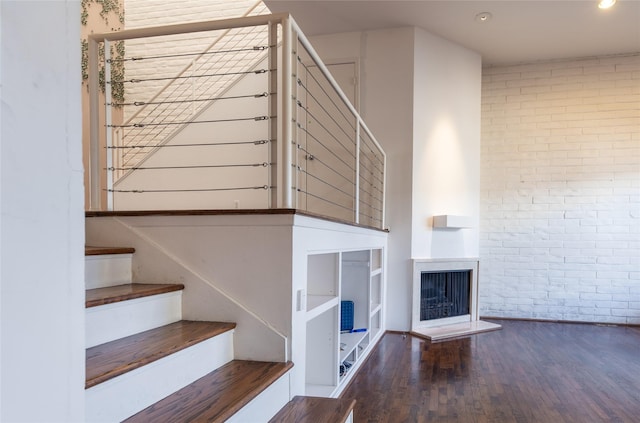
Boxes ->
[370,303,382,314]
[370,268,382,277]
[339,330,368,362]
[307,295,339,321]
[433,214,473,229]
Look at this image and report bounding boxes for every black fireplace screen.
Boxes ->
[420,271,470,321]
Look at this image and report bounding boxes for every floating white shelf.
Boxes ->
[433,215,473,229]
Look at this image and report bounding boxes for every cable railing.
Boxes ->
[88,13,386,228]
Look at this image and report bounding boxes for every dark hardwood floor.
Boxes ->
[341,319,640,423]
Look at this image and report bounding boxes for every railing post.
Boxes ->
[104,40,114,211]
[290,28,299,211]
[355,120,361,224]
[88,36,101,210]
[382,153,387,229]
[280,15,293,208]
[268,20,278,209]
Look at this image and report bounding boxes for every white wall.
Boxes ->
[480,54,640,324]
[310,28,482,331]
[412,27,481,259]
[1,1,85,421]
[309,28,416,331]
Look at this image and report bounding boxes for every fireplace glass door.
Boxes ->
[420,271,470,321]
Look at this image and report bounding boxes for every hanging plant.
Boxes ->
[81,0,125,106]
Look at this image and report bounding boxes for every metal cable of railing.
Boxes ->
[108,115,270,128]
[107,139,270,149]
[118,26,270,169]
[119,55,267,155]
[296,75,356,143]
[109,91,269,107]
[108,45,267,63]
[295,97,355,160]
[295,124,354,172]
[295,165,355,201]
[357,128,385,226]
[296,188,356,213]
[109,185,271,193]
[295,144,354,186]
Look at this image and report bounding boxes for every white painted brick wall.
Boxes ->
[480,53,640,325]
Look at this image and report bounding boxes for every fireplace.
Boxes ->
[420,270,470,321]
[412,258,500,340]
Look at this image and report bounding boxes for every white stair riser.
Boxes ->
[85,330,234,423]
[86,291,182,348]
[85,254,133,289]
[227,372,291,423]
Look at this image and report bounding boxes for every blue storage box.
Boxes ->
[341,300,354,332]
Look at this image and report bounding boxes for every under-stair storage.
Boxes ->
[86,211,387,413]
[305,247,385,397]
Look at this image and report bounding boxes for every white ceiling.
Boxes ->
[264,0,640,65]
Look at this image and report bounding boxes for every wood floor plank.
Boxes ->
[124,360,294,423]
[85,246,135,255]
[341,319,640,423]
[86,320,236,388]
[269,396,356,423]
[85,283,185,308]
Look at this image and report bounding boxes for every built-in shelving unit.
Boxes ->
[305,247,384,397]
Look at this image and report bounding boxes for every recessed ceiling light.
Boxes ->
[598,0,616,9]
[475,12,492,23]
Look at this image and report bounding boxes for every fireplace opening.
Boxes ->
[420,271,470,321]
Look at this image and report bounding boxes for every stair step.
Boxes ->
[86,320,236,389]
[85,246,134,289]
[269,396,356,423]
[123,360,294,423]
[86,246,135,256]
[86,283,185,308]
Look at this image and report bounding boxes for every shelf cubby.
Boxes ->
[305,304,338,395]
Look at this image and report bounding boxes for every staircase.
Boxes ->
[84,246,293,422]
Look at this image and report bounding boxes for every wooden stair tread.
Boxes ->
[85,246,135,256]
[86,283,185,308]
[86,320,236,389]
[124,360,294,423]
[269,396,356,423]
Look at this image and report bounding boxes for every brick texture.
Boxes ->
[480,54,640,325]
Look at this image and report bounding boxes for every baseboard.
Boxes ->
[480,316,640,328]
